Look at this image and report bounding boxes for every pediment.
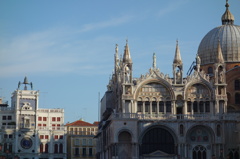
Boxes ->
[143,150,174,157]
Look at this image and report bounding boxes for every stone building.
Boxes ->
[96,1,240,159]
[65,119,98,159]
[0,77,67,159]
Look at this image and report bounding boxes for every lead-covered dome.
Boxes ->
[198,1,240,65]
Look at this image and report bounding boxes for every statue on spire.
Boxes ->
[153,53,157,69]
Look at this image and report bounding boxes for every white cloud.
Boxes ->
[0,15,134,77]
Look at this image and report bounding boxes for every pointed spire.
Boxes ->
[222,0,234,25]
[153,53,157,69]
[173,40,182,65]
[23,76,29,84]
[115,44,119,59]
[216,39,224,63]
[123,39,132,63]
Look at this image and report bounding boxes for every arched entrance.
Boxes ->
[140,127,176,158]
[187,126,214,159]
[118,131,132,159]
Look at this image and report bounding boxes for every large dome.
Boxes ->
[198,2,240,65]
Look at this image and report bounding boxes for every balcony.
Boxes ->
[109,113,240,121]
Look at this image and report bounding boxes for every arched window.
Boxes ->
[166,101,171,113]
[193,101,198,113]
[152,101,157,113]
[159,101,164,113]
[137,101,143,112]
[217,125,221,137]
[235,80,240,90]
[192,145,206,159]
[187,101,191,112]
[199,101,204,113]
[235,93,240,104]
[59,143,63,153]
[180,124,184,135]
[54,144,58,153]
[205,101,210,112]
[208,67,213,74]
[45,144,48,153]
[145,101,150,113]
[40,143,43,153]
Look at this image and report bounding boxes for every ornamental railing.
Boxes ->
[109,113,240,121]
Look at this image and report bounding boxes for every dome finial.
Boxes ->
[222,0,234,25]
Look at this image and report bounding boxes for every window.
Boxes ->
[82,148,86,156]
[235,80,240,90]
[235,93,240,104]
[199,101,204,113]
[89,148,93,156]
[193,101,198,113]
[4,134,8,138]
[187,101,191,112]
[82,139,86,145]
[145,101,150,113]
[52,124,56,130]
[45,135,49,139]
[152,101,157,112]
[52,117,56,122]
[75,148,79,156]
[75,139,80,145]
[208,67,213,74]
[45,144,49,153]
[2,116,6,120]
[166,101,171,113]
[57,124,61,130]
[43,117,47,121]
[43,124,47,127]
[38,124,42,127]
[54,135,58,139]
[59,135,63,139]
[180,124,184,135]
[59,144,63,153]
[205,101,210,112]
[38,117,42,121]
[9,134,13,138]
[89,139,93,145]
[137,101,143,112]
[7,116,12,120]
[159,101,164,112]
[24,118,30,128]
[40,143,43,153]
[40,135,44,139]
[217,125,221,137]
[54,144,58,153]
[57,117,61,121]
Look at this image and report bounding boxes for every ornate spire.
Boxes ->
[153,53,157,69]
[222,0,234,25]
[216,40,224,63]
[123,39,132,63]
[173,40,182,65]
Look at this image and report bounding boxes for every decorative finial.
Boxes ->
[153,53,157,69]
[222,0,234,25]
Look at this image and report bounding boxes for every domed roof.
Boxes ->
[198,1,240,65]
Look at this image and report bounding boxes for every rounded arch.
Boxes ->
[184,81,213,100]
[139,124,178,144]
[134,79,175,101]
[139,125,177,155]
[115,128,134,143]
[185,125,215,143]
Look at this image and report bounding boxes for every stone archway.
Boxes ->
[118,131,132,159]
[140,127,176,158]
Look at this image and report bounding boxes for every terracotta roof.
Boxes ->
[65,120,96,127]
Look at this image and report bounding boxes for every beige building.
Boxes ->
[96,2,240,159]
[66,119,99,159]
[0,77,67,159]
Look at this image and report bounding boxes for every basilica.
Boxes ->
[96,1,240,159]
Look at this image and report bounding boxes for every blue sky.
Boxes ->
[0,0,240,123]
